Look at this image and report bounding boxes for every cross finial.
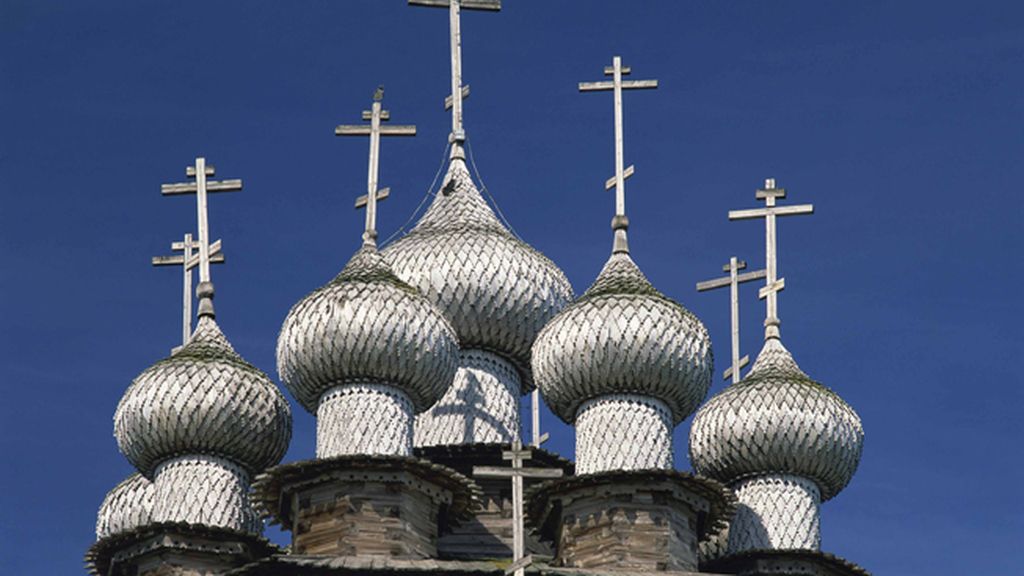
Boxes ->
[697,257,766,383]
[152,234,225,348]
[409,0,500,160]
[160,159,243,319]
[336,87,417,247]
[729,178,814,340]
[474,440,563,576]
[579,56,658,255]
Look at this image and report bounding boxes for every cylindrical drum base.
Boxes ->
[317,383,414,458]
[415,349,520,446]
[728,474,821,553]
[151,455,260,533]
[575,394,673,474]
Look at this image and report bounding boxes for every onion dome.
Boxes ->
[532,251,713,425]
[95,473,153,539]
[383,160,573,385]
[277,244,460,414]
[114,314,292,478]
[689,338,863,500]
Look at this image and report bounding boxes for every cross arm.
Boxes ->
[355,188,390,208]
[605,165,634,190]
[579,79,658,92]
[152,252,224,267]
[473,466,564,479]
[153,239,224,268]
[696,269,767,292]
[409,0,501,10]
[723,355,750,381]
[362,110,391,121]
[186,165,215,177]
[728,204,814,220]
[445,85,471,110]
[335,125,417,136]
[758,278,785,299]
[161,180,243,195]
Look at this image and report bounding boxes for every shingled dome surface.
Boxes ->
[689,337,863,500]
[383,161,573,385]
[114,316,292,477]
[95,473,153,539]
[277,244,460,414]
[532,252,713,424]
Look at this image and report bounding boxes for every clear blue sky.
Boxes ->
[1,1,1021,574]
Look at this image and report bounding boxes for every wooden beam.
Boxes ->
[605,164,634,191]
[355,187,390,208]
[472,466,564,479]
[696,269,766,292]
[152,252,224,267]
[161,179,242,195]
[409,0,501,11]
[723,355,750,381]
[728,204,814,220]
[185,165,215,177]
[444,85,471,110]
[579,79,658,92]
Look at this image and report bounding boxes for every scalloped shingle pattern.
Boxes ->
[532,252,713,424]
[114,316,292,477]
[728,474,821,552]
[95,473,153,539]
[689,338,863,501]
[383,160,574,386]
[575,394,673,474]
[151,455,261,534]
[317,383,414,457]
[277,245,459,414]
[414,349,520,446]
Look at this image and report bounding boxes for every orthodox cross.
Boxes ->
[579,56,657,254]
[408,0,500,158]
[474,439,563,576]
[728,179,813,339]
[152,234,225,347]
[697,257,766,383]
[160,158,242,315]
[336,87,416,246]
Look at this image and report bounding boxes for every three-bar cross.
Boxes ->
[697,257,766,383]
[152,234,225,347]
[728,179,813,339]
[336,87,416,245]
[473,439,562,576]
[579,56,658,253]
[161,158,242,315]
[408,0,500,157]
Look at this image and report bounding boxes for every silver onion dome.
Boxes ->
[277,244,460,414]
[689,337,863,501]
[95,473,153,539]
[532,251,713,424]
[114,316,292,478]
[383,160,573,386]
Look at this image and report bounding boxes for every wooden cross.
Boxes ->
[408,0,500,157]
[160,159,241,287]
[728,179,813,339]
[697,257,766,383]
[579,56,658,254]
[336,87,416,245]
[474,439,563,576]
[152,234,225,347]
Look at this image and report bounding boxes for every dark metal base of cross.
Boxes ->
[527,470,736,573]
[700,549,871,576]
[84,522,279,576]
[250,455,481,559]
